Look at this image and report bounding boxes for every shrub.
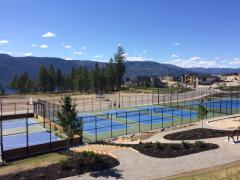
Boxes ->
[194,141,207,148]
[143,142,153,149]
[81,151,100,161]
[182,141,191,149]
[170,143,182,150]
[156,141,164,150]
[59,159,72,170]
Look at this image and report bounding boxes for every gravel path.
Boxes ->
[62,117,240,180]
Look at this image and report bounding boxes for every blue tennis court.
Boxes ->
[2,118,38,129]
[3,131,60,151]
[2,118,61,151]
[124,114,173,125]
[187,99,240,109]
[81,115,131,135]
[154,108,198,118]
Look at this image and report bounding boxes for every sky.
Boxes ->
[0,0,240,68]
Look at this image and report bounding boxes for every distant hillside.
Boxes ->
[0,54,192,88]
[187,67,240,75]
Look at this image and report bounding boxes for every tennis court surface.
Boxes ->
[2,118,60,151]
[81,115,132,135]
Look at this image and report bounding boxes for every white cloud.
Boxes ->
[165,56,226,68]
[229,58,240,65]
[0,40,9,45]
[23,52,33,56]
[171,54,178,58]
[73,51,86,55]
[31,44,38,47]
[42,32,56,38]
[0,50,12,55]
[65,57,72,60]
[64,45,72,49]
[81,46,86,50]
[40,44,48,48]
[142,50,148,54]
[172,42,180,46]
[94,54,105,58]
[126,56,154,62]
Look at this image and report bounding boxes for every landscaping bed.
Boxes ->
[164,128,229,140]
[131,141,219,158]
[0,151,119,180]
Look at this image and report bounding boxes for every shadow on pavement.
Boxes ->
[89,168,124,179]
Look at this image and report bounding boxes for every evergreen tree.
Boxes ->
[82,66,90,92]
[75,66,84,92]
[37,65,49,92]
[57,96,82,158]
[10,75,18,93]
[114,46,126,89]
[56,68,63,92]
[48,64,56,91]
[0,81,4,95]
[68,67,76,90]
[105,58,116,91]
[92,63,100,93]
[16,72,32,93]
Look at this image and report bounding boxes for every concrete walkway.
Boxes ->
[62,117,240,180]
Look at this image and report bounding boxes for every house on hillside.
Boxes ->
[182,74,197,85]
[197,75,220,85]
[220,73,240,82]
[182,74,219,87]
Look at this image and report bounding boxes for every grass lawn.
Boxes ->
[0,152,66,176]
[169,160,240,180]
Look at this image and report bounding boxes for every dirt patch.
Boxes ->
[208,117,240,130]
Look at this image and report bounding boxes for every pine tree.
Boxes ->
[114,46,126,90]
[82,66,90,92]
[56,68,63,92]
[106,58,116,91]
[92,63,100,93]
[48,64,56,92]
[57,96,82,158]
[37,65,49,93]
[10,75,18,93]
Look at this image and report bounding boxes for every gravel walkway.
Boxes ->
[62,116,240,180]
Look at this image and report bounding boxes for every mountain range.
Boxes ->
[0,54,240,89]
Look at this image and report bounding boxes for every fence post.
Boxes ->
[26,103,29,155]
[49,112,52,149]
[111,114,113,138]
[161,108,163,128]
[95,116,97,141]
[0,98,4,163]
[92,98,93,112]
[126,112,128,135]
[129,96,130,107]
[138,111,140,132]
[43,104,46,128]
[150,110,153,130]
[14,103,16,116]
[83,99,85,112]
